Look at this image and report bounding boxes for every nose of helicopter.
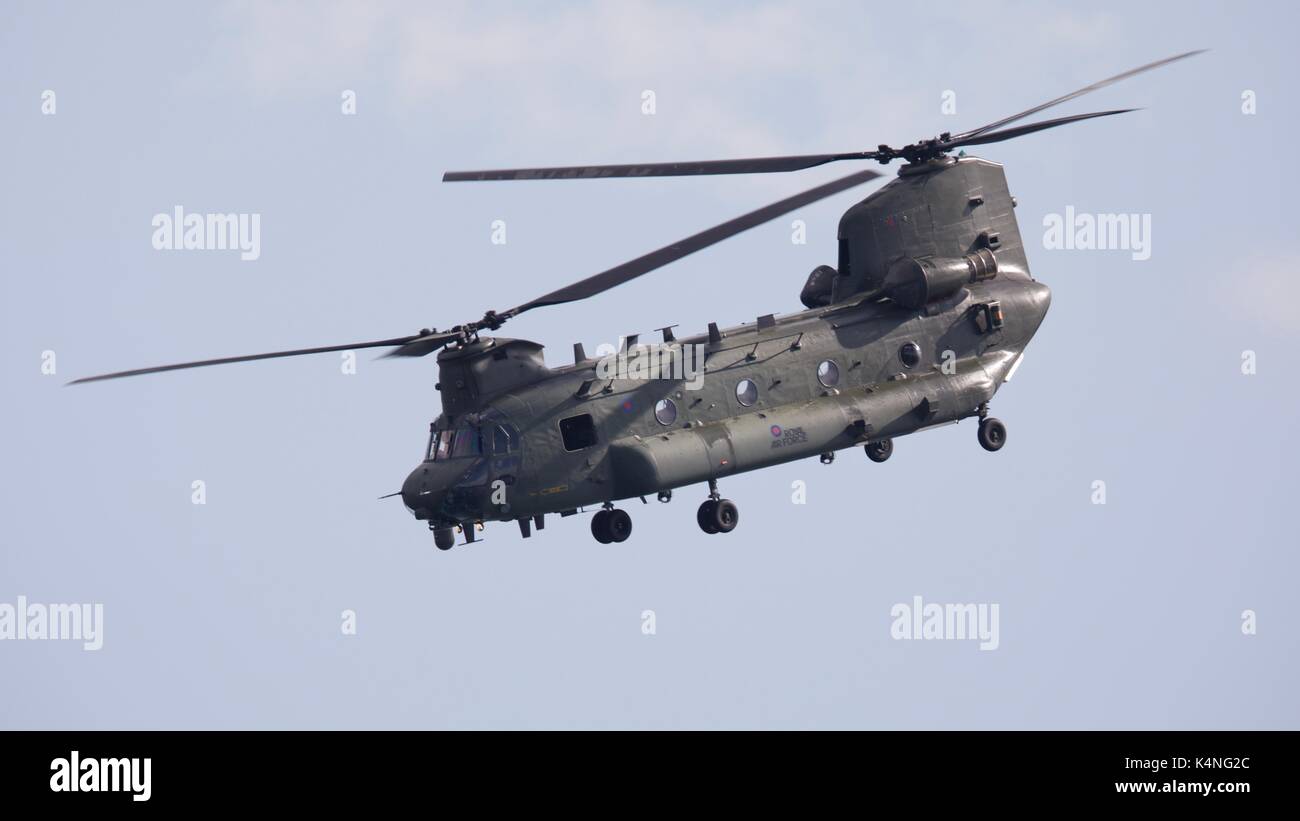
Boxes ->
[401,463,445,519]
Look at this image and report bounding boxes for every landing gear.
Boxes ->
[697,500,719,533]
[977,417,1007,452]
[696,480,739,534]
[591,510,611,543]
[432,527,455,551]
[712,499,739,533]
[864,438,893,463]
[591,507,632,543]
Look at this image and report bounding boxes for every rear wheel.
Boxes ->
[697,500,719,534]
[711,499,739,533]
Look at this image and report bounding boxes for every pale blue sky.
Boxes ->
[2,0,1296,728]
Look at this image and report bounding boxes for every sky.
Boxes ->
[1,0,1296,729]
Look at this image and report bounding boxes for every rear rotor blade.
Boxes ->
[68,332,454,385]
[443,151,876,181]
[944,108,1137,150]
[444,52,1203,184]
[504,167,882,317]
[949,50,1204,143]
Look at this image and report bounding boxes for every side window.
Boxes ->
[654,398,677,426]
[817,359,840,387]
[492,424,518,454]
[735,378,759,407]
[559,414,598,452]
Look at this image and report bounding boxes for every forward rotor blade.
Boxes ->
[443,151,875,181]
[68,333,446,385]
[383,330,462,358]
[505,167,882,317]
[945,108,1137,150]
[950,50,1204,142]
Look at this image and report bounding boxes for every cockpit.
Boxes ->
[426,422,519,462]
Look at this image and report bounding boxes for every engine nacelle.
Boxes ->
[800,264,837,309]
[883,249,998,308]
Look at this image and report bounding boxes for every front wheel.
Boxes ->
[711,499,739,534]
[978,417,1007,452]
[433,527,455,551]
[697,500,719,534]
[591,510,613,543]
[606,509,632,543]
[865,438,893,463]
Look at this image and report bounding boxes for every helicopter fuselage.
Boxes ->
[401,155,1052,540]
[401,273,1049,532]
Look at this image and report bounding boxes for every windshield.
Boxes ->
[451,428,482,457]
[428,430,451,461]
[428,423,519,461]
[429,427,484,461]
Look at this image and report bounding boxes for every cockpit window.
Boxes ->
[492,424,519,454]
[451,428,482,458]
[428,427,484,460]
[427,422,518,461]
[429,430,452,461]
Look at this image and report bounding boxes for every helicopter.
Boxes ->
[72,51,1201,550]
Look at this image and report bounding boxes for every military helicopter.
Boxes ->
[73,52,1200,550]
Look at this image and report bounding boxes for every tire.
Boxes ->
[978,417,1007,452]
[591,510,613,544]
[711,499,739,533]
[697,500,719,534]
[865,438,893,463]
[606,509,632,543]
[433,528,455,551]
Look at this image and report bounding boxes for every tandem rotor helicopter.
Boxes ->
[73,52,1201,550]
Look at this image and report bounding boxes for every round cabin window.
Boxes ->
[817,359,840,387]
[899,342,921,369]
[735,378,758,407]
[654,398,677,426]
